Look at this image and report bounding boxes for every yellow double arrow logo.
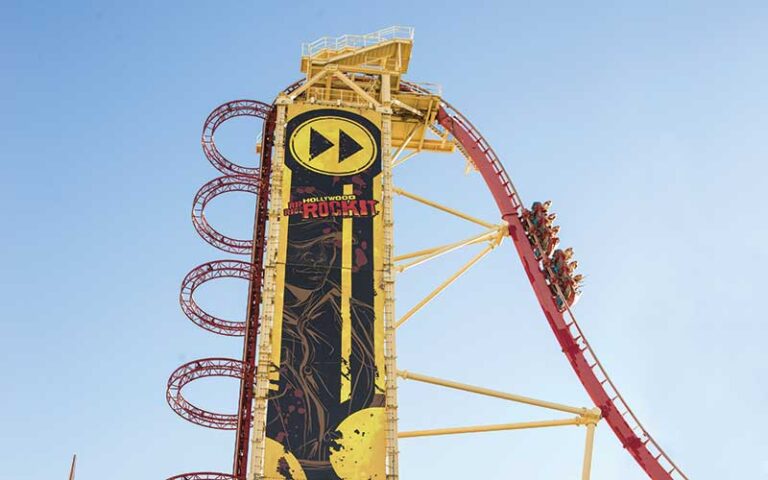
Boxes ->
[289,116,377,176]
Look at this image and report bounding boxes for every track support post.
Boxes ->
[380,72,400,480]
[581,420,597,480]
[248,101,289,480]
[398,369,603,477]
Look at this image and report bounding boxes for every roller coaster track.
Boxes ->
[167,358,244,429]
[168,100,274,480]
[167,474,237,480]
[420,85,688,479]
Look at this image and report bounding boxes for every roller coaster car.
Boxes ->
[554,283,582,312]
[546,251,584,312]
[522,203,584,311]
[522,201,558,258]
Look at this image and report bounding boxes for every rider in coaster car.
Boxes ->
[555,286,570,311]
[550,248,573,275]
[566,260,579,275]
[524,203,541,251]
[563,270,585,309]
[525,201,557,258]
[569,281,583,307]
[550,252,584,311]
[530,201,551,225]
[535,213,555,239]
[557,260,578,287]
[543,225,560,257]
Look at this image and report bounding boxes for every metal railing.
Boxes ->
[301,26,414,57]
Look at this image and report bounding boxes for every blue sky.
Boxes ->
[2,1,767,479]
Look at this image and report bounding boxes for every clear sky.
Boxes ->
[2,1,767,479]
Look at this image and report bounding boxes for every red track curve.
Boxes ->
[179,260,254,336]
[426,90,688,479]
[166,358,244,430]
[192,175,260,255]
[232,107,274,479]
[167,473,237,480]
[170,100,274,480]
[202,100,272,176]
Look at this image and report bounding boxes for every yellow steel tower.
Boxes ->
[249,26,447,480]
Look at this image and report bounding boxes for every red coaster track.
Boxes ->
[167,358,243,429]
[167,474,237,480]
[421,85,689,479]
[202,100,272,176]
[192,176,260,255]
[167,100,273,480]
[180,260,254,336]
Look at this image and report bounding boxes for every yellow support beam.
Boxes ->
[248,104,289,480]
[394,187,496,229]
[380,72,400,480]
[394,227,499,263]
[391,123,420,165]
[398,370,599,417]
[582,422,597,480]
[332,71,382,107]
[288,68,329,101]
[396,237,494,272]
[399,417,585,439]
[395,242,496,328]
[392,98,423,117]
[395,138,453,152]
[397,368,601,477]
[392,150,419,168]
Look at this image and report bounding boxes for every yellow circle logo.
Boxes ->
[289,116,377,176]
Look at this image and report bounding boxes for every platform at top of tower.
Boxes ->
[300,26,414,77]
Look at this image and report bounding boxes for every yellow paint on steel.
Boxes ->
[582,422,598,480]
[394,227,500,272]
[398,417,585,439]
[395,243,496,329]
[249,103,289,480]
[380,72,400,479]
[391,123,420,163]
[391,98,422,117]
[391,150,419,168]
[393,187,496,229]
[394,228,497,261]
[288,67,329,101]
[333,71,382,108]
[398,370,596,417]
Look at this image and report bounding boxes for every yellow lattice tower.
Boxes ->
[250,26,448,480]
